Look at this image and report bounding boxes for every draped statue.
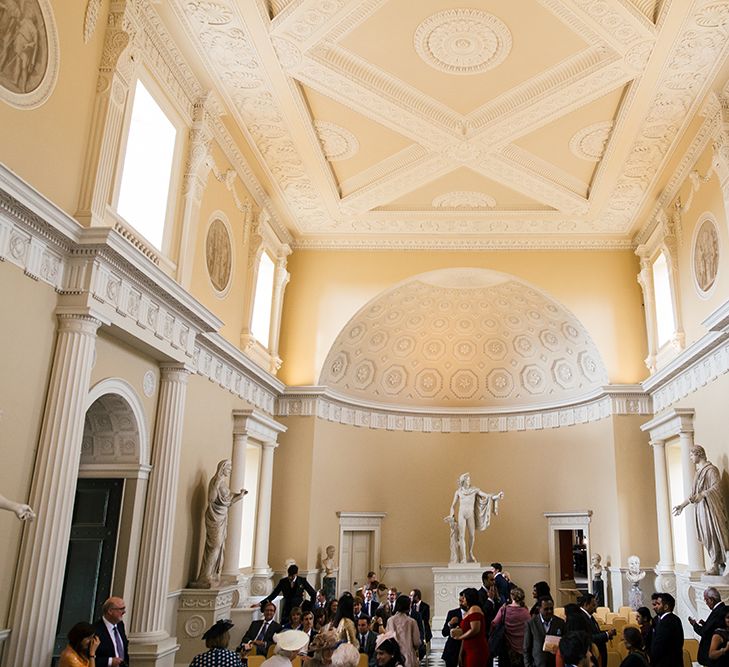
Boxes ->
[194,459,246,587]
[446,473,503,564]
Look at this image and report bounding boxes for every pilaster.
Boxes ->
[251,441,277,596]
[3,314,101,667]
[650,439,675,573]
[223,432,249,581]
[129,364,190,666]
[636,244,658,372]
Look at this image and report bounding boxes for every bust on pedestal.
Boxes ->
[625,555,646,610]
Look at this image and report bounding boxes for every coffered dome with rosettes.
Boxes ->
[319,269,608,408]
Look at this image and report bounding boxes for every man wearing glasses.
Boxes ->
[94,597,129,666]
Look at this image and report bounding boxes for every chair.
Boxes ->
[683,648,692,667]
[248,656,265,667]
[612,618,627,633]
[618,607,634,619]
[291,658,301,667]
[607,650,622,667]
[684,638,699,661]
[358,654,369,667]
[595,607,609,622]
[554,607,566,619]
[268,644,277,658]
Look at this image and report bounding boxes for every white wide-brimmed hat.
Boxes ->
[274,630,310,652]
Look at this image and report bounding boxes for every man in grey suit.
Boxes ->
[357,617,378,667]
[524,597,566,667]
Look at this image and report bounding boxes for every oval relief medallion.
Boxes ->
[206,217,233,296]
[0,0,59,109]
[693,214,719,295]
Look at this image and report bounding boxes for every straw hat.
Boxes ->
[273,630,310,652]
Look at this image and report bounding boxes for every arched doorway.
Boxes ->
[52,380,149,661]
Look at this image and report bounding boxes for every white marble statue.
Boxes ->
[0,493,35,521]
[591,553,603,580]
[673,445,729,575]
[447,473,503,564]
[625,555,645,610]
[322,544,337,600]
[194,459,246,587]
[444,515,459,564]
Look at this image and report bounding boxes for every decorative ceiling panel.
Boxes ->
[169,0,729,247]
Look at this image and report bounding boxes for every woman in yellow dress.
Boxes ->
[58,622,100,667]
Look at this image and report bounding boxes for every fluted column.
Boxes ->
[130,364,190,643]
[651,439,674,571]
[223,432,249,578]
[251,441,277,594]
[679,430,704,573]
[3,314,101,667]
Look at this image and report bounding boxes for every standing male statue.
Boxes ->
[673,445,729,575]
[447,473,503,564]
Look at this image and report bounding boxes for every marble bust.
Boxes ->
[447,472,503,564]
[625,555,645,609]
[591,553,603,580]
[673,445,729,575]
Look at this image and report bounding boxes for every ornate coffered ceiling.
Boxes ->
[163,0,729,248]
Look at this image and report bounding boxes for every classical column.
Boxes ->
[3,314,101,667]
[268,248,291,368]
[636,244,658,372]
[651,439,674,572]
[678,430,704,573]
[251,441,277,595]
[223,432,249,579]
[129,364,190,653]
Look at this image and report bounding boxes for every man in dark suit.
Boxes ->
[363,588,379,618]
[491,563,510,605]
[651,593,684,667]
[442,590,467,667]
[237,601,282,655]
[357,616,378,667]
[524,597,566,667]
[259,564,317,624]
[410,589,432,652]
[94,596,129,666]
[689,587,726,666]
[565,593,615,667]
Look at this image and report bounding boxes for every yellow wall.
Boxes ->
[0,261,58,626]
[0,0,107,215]
[278,250,648,387]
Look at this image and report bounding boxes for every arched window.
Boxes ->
[651,251,676,348]
[250,251,275,347]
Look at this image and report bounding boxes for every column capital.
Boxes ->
[56,313,103,335]
[159,363,192,383]
[261,440,279,451]
[650,439,666,448]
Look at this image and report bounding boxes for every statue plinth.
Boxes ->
[431,564,486,652]
[175,584,238,664]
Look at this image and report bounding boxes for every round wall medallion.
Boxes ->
[432,191,497,208]
[414,9,512,75]
[0,0,60,109]
[205,215,233,296]
[569,121,614,162]
[314,120,359,161]
[693,213,720,296]
[143,370,156,398]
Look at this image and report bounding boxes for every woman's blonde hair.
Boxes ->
[510,587,526,606]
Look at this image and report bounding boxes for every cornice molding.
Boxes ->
[290,237,636,251]
[0,163,281,415]
[276,384,651,434]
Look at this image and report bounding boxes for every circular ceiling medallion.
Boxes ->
[432,191,497,209]
[569,121,614,162]
[314,120,359,161]
[693,213,720,296]
[414,9,512,75]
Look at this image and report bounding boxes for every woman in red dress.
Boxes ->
[450,588,489,667]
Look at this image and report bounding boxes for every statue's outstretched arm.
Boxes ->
[0,493,35,521]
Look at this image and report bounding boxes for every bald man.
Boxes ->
[94,597,129,666]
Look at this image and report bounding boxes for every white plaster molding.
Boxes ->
[432,192,497,209]
[276,384,650,434]
[569,121,614,162]
[640,408,696,441]
[233,408,287,443]
[691,212,721,298]
[79,463,153,480]
[291,237,636,250]
[314,121,359,161]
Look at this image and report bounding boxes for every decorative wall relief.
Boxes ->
[0,0,59,108]
[205,215,233,296]
[693,214,719,295]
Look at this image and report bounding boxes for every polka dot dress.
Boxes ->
[189,648,245,666]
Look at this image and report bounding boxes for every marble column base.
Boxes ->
[251,569,274,597]
[127,635,179,667]
[431,565,484,652]
[175,585,237,664]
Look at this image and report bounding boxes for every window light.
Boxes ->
[250,252,275,347]
[652,252,675,347]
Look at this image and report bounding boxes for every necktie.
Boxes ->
[257,622,269,641]
[360,635,366,651]
[113,625,124,658]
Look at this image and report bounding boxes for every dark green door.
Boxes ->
[52,478,123,661]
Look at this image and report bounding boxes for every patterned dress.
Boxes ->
[189,647,245,666]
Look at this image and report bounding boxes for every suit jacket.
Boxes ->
[357,630,378,667]
[362,600,379,617]
[263,576,317,621]
[523,614,566,667]
[441,608,464,667]
[411,601,432,642]
[565,608,610,667]
[692,601,726,665]
[94,619,129,666]
[238,619,283,655]
[651,613,684,667]
[494,573,510,605]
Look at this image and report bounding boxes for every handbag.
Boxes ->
[488,605,508,656]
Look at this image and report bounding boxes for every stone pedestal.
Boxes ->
[432,565,484,652]
[175,585,237,664]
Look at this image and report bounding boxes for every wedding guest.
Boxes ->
[58,622,100,667]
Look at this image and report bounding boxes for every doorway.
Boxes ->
[340,531,374,593]
[53,478,123,659]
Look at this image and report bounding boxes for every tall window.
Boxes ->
[250,252,275,347]
[117,79,177,250]
[652,251,675,347]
